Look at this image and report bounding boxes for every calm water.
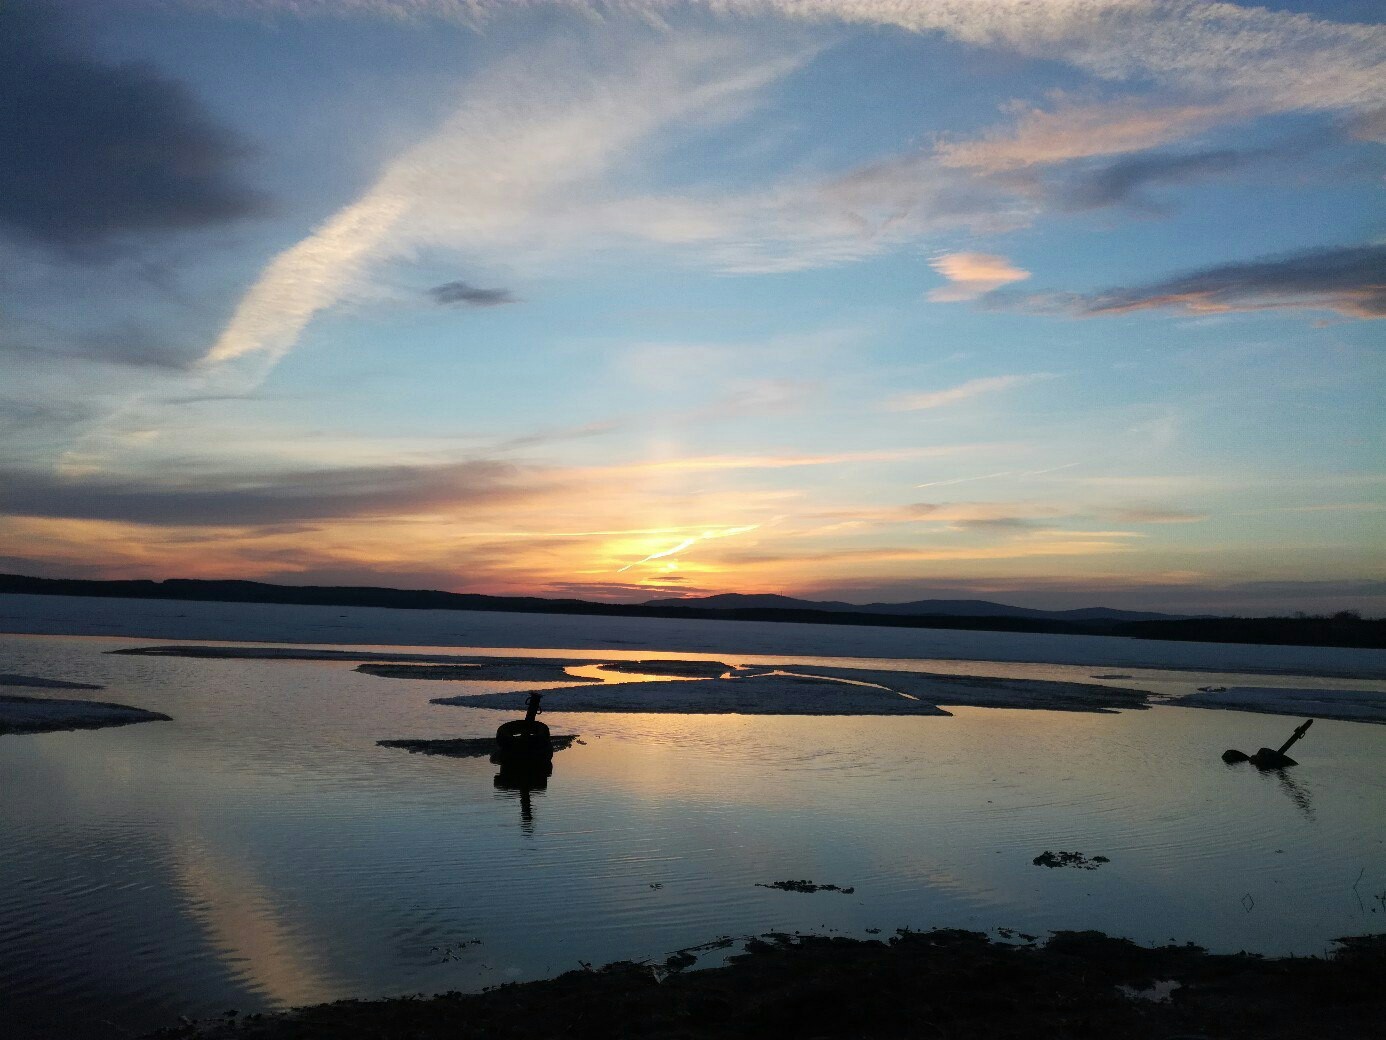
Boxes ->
[3,626,1385,1039]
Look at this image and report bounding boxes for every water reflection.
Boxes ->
[172,832,341,1008]
[1272,769,1314,820]
[495,762,554,833]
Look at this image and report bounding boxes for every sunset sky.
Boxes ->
[2,0,1383,614]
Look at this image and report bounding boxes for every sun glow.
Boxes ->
[616,524,761,573]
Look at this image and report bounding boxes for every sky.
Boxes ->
[1,0,1383,615]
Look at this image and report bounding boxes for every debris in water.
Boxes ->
[757,879,856,894]
[1223,718,1314,769]
[1032,850,1110,870]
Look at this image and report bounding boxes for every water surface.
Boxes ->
[2,625,1384,1039]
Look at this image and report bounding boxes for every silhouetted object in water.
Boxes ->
[492,691,556,831]
[492,690,553,767]
[1222,718,1314,769]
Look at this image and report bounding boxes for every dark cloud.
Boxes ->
[0,459,545,526]
[1346,106,1386,142]
[545,580,718,602]
[0,1,266,253]
[427,281,517,307]
[1033,244,1386,319]
[0,397,88,431]
[1,323,197,370]
[950,516,1040,531]
[1058,148,1262,210]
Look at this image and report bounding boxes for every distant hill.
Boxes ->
[643,593,1191,623]
[1,574,1381,648]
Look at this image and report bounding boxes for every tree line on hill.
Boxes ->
[0,574,1381,649]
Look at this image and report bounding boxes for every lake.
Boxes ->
[2,595,1385,1039]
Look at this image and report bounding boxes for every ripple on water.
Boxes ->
[1,632,1384,1040]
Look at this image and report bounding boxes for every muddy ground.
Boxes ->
[151,928,1383,1039]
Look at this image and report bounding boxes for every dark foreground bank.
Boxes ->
[152,928,1384,1040]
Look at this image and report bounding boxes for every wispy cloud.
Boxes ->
[489,419,621,453]
[617,523,760,572]
[913,462,1082,489]
[202,34,809,372]
[927,252,1030,302]
[722,538,1137,568]
[603,447,976,475]
[1110,505,1209,523]
[936,98,1237,173]
[211,2,1386,116]
[796,499,1071,534]
[888,374,1055,412]
[1060,243,1386,320]
[186,1,1386,303]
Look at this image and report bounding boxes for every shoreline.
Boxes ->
[151,926,1386,1039]
[5,593,1385,680]
[5,576,1383,649]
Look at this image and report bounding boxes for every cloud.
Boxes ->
[195,0,1386,349]
[0,398,90,439]
[617,523,760,572]
[1110,506,1209,523]
[203,34,807,370]
[1,322,197,371]
[720,539,1136,567]
[206,2,1386,115]
[490,419,621,452]
[544,579,719,601]
[524,161,1020,278]
[1057,148,1265,210]
[0,443,960,530]
[936,98,1237,173]
[0,459,540,526]
[948,516,1043,532]
[598,446,998,478]
[927,252,1030,302]
[888,374,1055,411]
[1348,106,1386,142]
[798,499,1069,534]
[427,281,516,306]
[0,1,265,253]
[913,463,1081,489]
[1065,243,1386,319]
